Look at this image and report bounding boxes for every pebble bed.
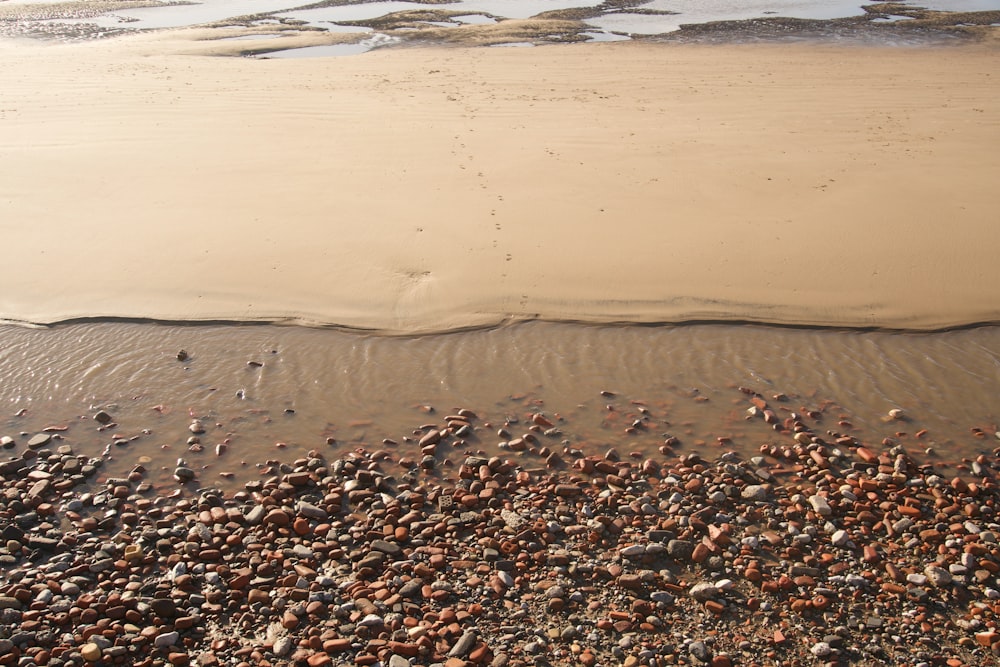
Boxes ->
[2,389,1000,667]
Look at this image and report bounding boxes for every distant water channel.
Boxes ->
[14,0,999,52]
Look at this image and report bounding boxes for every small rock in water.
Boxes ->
[94,410,113,425]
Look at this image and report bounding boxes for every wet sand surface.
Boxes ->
[2,321,999,491]
[1,37,999,331]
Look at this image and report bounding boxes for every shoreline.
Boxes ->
[2,38,999,333]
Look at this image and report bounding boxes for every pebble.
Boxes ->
[80,643,101,662]
[740,484,770,501]
[1,393,998,667]
[924,565,953,587]
[808,494,832,516]
[810,641,833,657]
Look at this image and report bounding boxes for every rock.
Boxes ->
[690,583,718,601]
[808,495,832,516]
[418,430,442,447]
[621,544,646,558]
[245,505,266,525]
[741,485,770,501]
[688,640,712,663]
[174,467,195,482]
[150,598,177,618]
[448,630,477,658]
[924,565,953,587]
[554,484,581,497]
[667,539,694,561]
[264,509,290,527]
[273,636,293,657]
[831,529,850,547]
[297,501,328,521]
[27,433,51,449]
[154,631,180,649]
[810,642,832,657]
[94,410,113,425]
[371,539,403,559]
[80,643,102,662]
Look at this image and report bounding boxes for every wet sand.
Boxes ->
[2,35,999,331]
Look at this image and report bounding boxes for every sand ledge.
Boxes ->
[1,37,998,333]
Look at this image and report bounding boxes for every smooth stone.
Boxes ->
[271,636,293,657]
[27,433,51,449]
[80,643,102,662]
[741,485,770,501]
[245,505,266,525]
[924,565,952,587]
[808,495,832,517]
[297,501,328,521]
[689,583,718,601]
[667,539,694,560]
[371,539,403,559]
[688,640,711,663]
[448,630,477,658]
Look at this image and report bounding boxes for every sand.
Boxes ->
[1,33,998,332]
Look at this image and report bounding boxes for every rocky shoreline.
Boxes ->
[2,391,1000,667]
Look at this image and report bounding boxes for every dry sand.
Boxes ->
[1,33,998,332]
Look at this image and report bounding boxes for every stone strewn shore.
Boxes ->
[2,392,1000,667]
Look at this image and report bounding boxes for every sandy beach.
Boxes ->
[1,34,998,331]
[3,16,1000,667]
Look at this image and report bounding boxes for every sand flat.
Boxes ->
[1,35,998,331]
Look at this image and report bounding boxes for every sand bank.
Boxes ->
[1,35,998,332]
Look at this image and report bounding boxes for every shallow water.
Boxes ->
[20,0,888,43]
[587,0,871,36]
[2,321,997,491]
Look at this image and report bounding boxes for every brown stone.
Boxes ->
[264,509,290,527]
[323,639,351,653]
[248,589,270,605]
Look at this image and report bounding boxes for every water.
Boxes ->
[9,0,997,49]
[588,0,872,36]
[2,321,997,491]
[256,34,396,56]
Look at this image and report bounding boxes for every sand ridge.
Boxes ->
[1,35,998,332]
